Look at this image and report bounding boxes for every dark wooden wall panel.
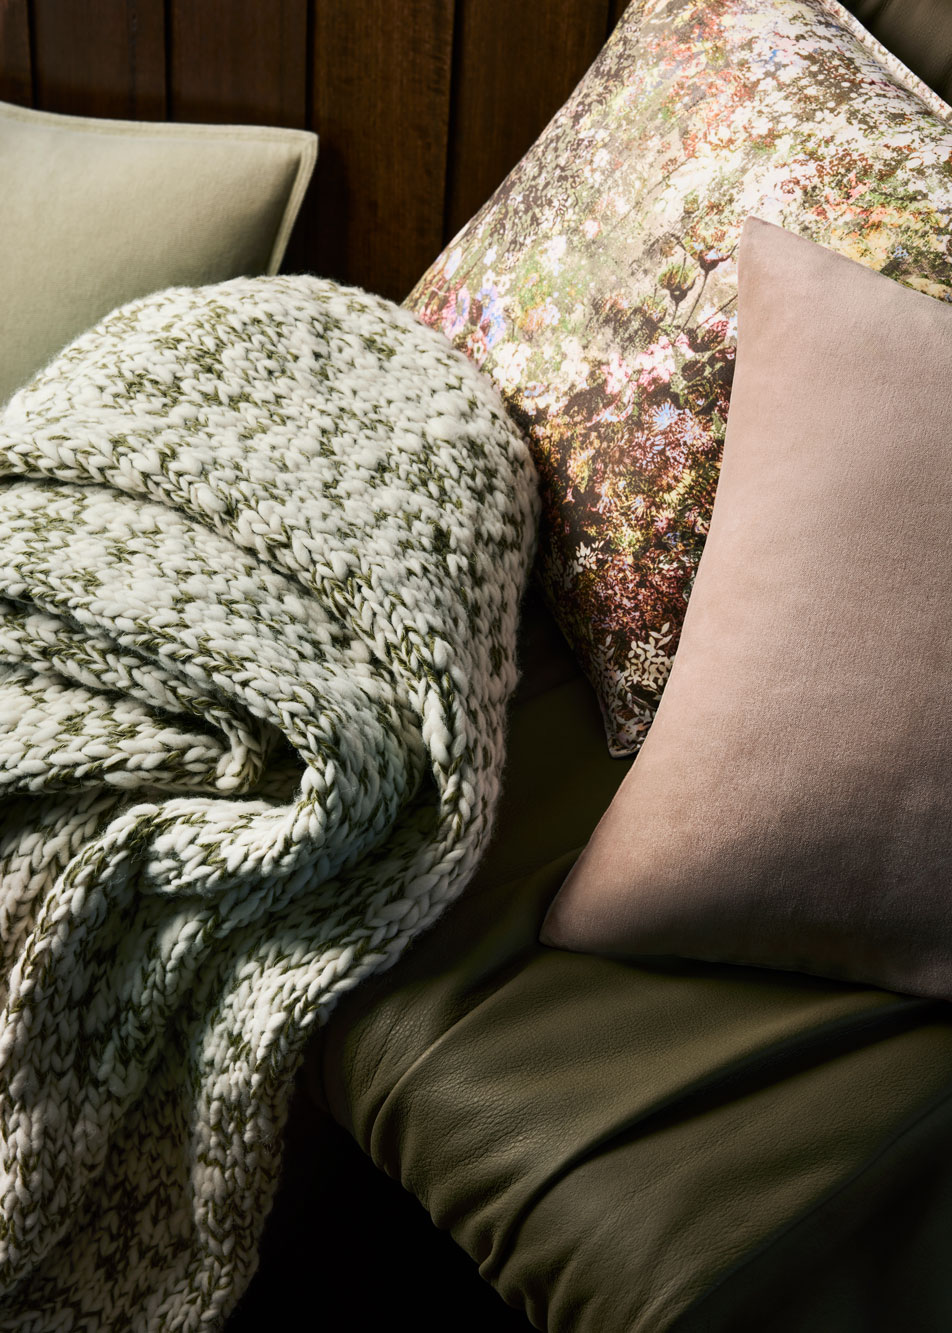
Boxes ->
[31,0,165,119]
[443,0,609,244]
[167,0,310,283]
[608,0,632,37]
[168,0,307,127]
[303,0,455,302]
[0,0,32,105]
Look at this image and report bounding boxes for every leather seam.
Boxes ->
[479,995,936,1286]
[666,1073,952,1333]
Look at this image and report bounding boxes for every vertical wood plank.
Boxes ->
[306,0,455,301]
[31,0,165,119]
[168,0,312,278]
[607,0,632,38]
[0,0,33,106]
[168,0,307,128]
[442,0,608,247]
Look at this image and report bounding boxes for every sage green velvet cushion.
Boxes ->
[308,588,952,1332]
[0,99,316,405]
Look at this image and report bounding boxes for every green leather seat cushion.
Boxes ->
[306,587,952,1330]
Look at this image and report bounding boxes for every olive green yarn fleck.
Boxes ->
[0,274,538,1330]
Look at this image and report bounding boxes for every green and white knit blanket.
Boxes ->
[0,275,538,1329]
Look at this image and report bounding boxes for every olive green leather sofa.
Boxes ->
[234,3,952,1328]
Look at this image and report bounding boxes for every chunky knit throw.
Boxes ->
[0,275,538,1329]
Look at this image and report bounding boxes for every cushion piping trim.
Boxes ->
[818,0,952,122]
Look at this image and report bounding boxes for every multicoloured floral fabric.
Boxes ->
[404,0,952,755]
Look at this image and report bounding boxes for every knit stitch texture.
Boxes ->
[0,274,538,1329]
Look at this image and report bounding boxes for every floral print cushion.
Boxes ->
[404,0,952,756]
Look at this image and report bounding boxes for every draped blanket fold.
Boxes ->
[0,275,538,1330]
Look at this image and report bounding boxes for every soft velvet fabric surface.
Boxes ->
[308,588,952,1332]
[0,99,316,405]
[540,218,952,1001]
[404,0,952,756]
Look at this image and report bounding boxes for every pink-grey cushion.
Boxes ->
[540,217,952,1000]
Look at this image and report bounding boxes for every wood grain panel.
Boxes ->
[167,0,307,127]
[442,0,608,247]
[607,0,632,38]
[167,1,311,278]
[0,0,32,106]
[305,0,455,301]
[31,0,165,119]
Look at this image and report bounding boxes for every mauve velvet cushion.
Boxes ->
[540,216,952,1000]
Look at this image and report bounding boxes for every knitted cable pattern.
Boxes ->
[0,274,538,1330]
